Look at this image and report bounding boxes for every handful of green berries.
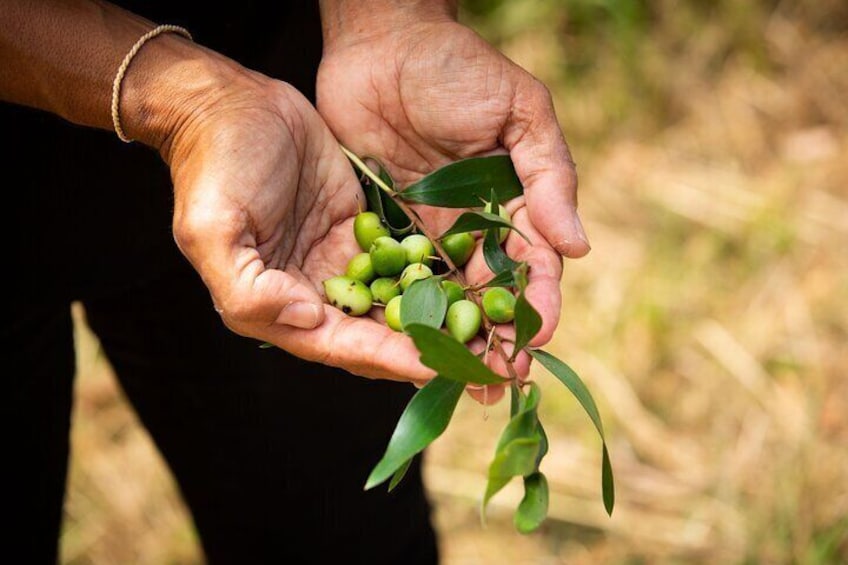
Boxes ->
[323,210,517,344]
[314,149,614,534]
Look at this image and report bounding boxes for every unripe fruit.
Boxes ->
[385,295,403,331]
[441,280,465,307]
[354,211,391,251]
[483,202,511,243]
[346,252,376,284]
[323,276,373,316]
[446,300,482,343]
[400,234,434,266]
[370,236,407,276]
[482,287,516,323]
[399,262,433,291]
[440,232,475,267]
[370,277,401,305]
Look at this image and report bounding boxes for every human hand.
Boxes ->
[317,12,588,350]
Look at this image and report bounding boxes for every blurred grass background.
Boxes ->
[62,1,847,562]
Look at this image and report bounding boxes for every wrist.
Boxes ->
[319,0,457,52]
[118,31,257,155]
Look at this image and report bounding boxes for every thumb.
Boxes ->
[502,79,591,258]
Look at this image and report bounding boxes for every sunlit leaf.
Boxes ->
[400,155,523,208]
[477,269,515,289]
[529,349,615,515]
[365,376,465,490]
[400,277,447,330]
[406,324,505,385]
[515,472,549,534]
[258,341,274,349]
[440,211,529,242]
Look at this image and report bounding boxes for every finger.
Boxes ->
[174,192,326,332]
[264,306,434,385]
[505,207,563,347]
[465,337,507,405]
[502,77,590,258]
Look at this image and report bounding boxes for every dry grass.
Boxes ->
[62,1,847,563]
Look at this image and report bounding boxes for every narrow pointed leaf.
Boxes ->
[529,350,604,437]
[510,382,522,418]
[534,419,549,470]
[484,227,520,275]
[359,157,414,235]
[400,277,447,330]
[513,262,530,292]
[365,376,465,490]
[515,472,549,534]
[406,324,505,385]
[400,155,524,208]
[483,383,542,514]
[477,269,515,289]
[529,349,615,515]
[440,211,529,242]
[258,341,274,349]
[512,292,542,357]
[387,457,413,492]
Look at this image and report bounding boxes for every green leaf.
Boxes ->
[515,473,549,534]
[510,382,522,418]
[534,419,549,470]
[406,324,506,385]
[529,349,615,516]
[258,341,274,349]
[512,292,542,358]
[483,227,520,275]
[477,270,516,289]
[388,457,413,492]
[483,383,542,513]
[513,262,530,292]
[400,155,524,208]
[440,211,529,243]
[400,277,447,330]
[360,157,414,236]
[365,376,465,490]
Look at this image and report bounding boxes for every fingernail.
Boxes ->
[574,213,591,250]
[277,302,322,329]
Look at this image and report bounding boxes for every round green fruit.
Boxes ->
[483,202,511,244]
[354,211,390,251]
[399,262,433,291]
[445,300,482,343]
[369,236,407,276]
[482,287,516,323]
[441,280,465,307]
[345,252,375,284]
[323,276,373,316]
[400,234,434,266]
[385,295,403,332]
[440,232,475,267]
[370,277,401,305]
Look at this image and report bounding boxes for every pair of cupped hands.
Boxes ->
[164,20,589,402]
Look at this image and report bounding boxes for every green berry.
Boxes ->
[483,202,511,244]
[323,276,373,316]
[482,287,516,323]
[385,295,403,332]
[399,262,433,291]
[400,234,435,266]
[445,300,482,343]
[369,236,407,276]
[441,280,465,307]
[370,277,401,305]
[440,232,475,267]
[345,252,376,284]
[354,211,391,251]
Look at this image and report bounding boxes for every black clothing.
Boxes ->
[2,2,437,563]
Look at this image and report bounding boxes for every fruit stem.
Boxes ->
[340,145,397,196]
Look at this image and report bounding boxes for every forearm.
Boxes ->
[0,0,245,151]
[319,0,458,49]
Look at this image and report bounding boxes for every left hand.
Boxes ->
[317,17,589,350]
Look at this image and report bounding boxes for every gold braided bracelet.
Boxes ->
[110,24,193,143]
